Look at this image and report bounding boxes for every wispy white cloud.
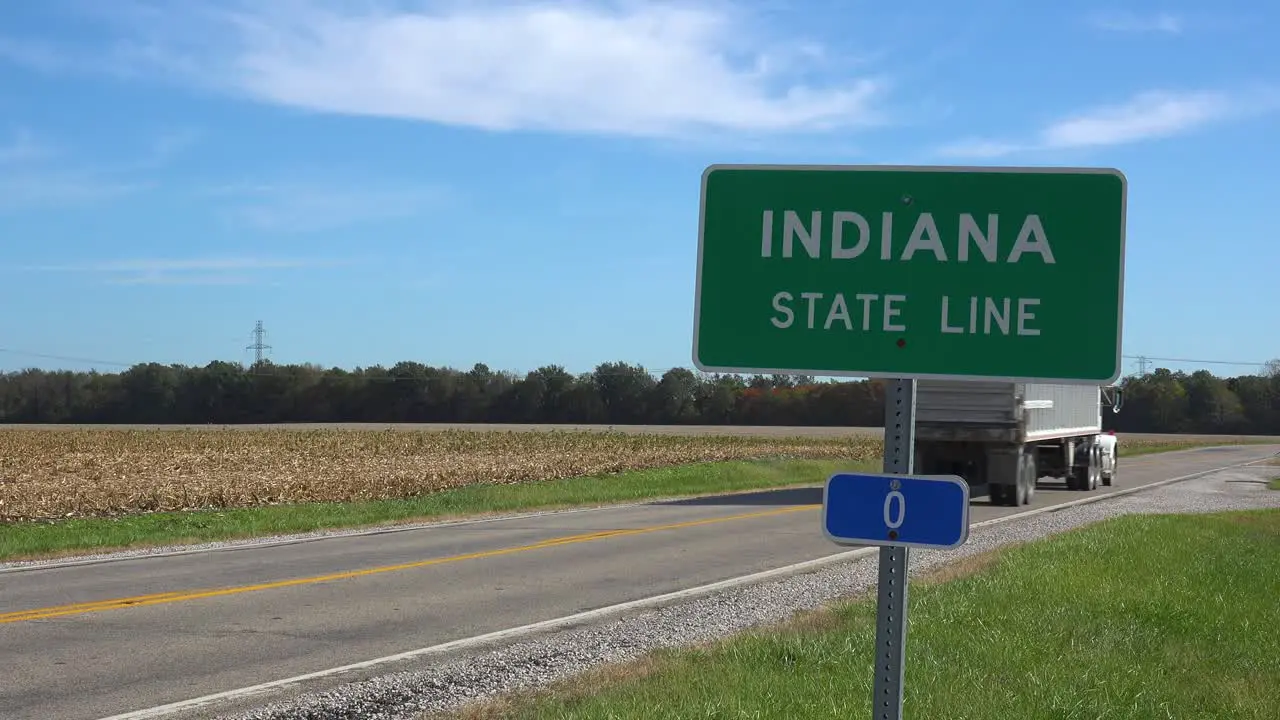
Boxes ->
[931,138,1025,159]
[1039,91,1231,147]
[51,257,345,273]
[0,9,216,81]
[0,37,86,74]
[108,273,258,286]
[0,123,441,228]
[22,256,354,286]
[936,88,1277,158]
[0,175,146,211]
[0,128,55,164]
[204,181,456,233]
[1089,11,1183,35]
[127,127,203,170]
[0,127,200,212]
[1,1,891,140]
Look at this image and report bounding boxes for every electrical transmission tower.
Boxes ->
[1135,355,1151,375]
[246,320,272,366]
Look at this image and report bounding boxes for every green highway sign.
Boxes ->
[692,164,1126,384]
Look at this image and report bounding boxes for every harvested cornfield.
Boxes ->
[0,428,1254,522]
[0,428,879,522]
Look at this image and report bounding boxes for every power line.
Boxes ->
[1121,354,1269,368]
[0,348,132,368]
[0,346,693,381]
[0,351,796,384]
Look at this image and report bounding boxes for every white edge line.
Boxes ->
[94,453,1276,720]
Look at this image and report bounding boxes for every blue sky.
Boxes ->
[0,0,1277,379]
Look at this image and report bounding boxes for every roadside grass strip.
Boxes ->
[1121,440,1250,457]
[0,458,871,563]
[460,509,1280,720]
[0,440,1259,564]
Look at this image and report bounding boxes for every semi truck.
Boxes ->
[913,381,1124,507]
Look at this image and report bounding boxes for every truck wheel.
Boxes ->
[988,484,1005,505]
[1013,474,1028,506]
[1020,452,1037,504]
[991,484,1020,507]
[992,485,1016,506]
[1066,464,1083,491]
[1068,446,1096,491]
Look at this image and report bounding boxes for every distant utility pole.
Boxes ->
[1135,355,1151,375]
[246,320,272,366]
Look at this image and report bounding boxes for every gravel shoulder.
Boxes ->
[204,462,1280,720]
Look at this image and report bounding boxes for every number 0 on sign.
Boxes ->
[822,472,970,550]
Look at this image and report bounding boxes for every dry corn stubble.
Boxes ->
[0,429,881,522]
[0,430,1204,523]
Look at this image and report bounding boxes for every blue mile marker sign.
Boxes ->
[822,472,971,550]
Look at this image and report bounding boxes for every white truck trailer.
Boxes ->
[913,381,1124,507]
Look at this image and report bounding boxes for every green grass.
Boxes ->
[0,457,873,562]
[1264,457,1280,490]
[0,438,1260,564]
[1120,440,1252,457]
[470,509,1280,720]
[1266,457,1280,490]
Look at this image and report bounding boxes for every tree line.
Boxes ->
[1,359,1278,435]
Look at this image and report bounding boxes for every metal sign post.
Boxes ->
[874,378,915,720]
[820,379,971,719]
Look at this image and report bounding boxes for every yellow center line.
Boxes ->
[1,504,821,625]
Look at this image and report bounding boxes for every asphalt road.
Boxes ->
[1,444,1277,720]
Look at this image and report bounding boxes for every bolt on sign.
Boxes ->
[692,164,1127,384]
